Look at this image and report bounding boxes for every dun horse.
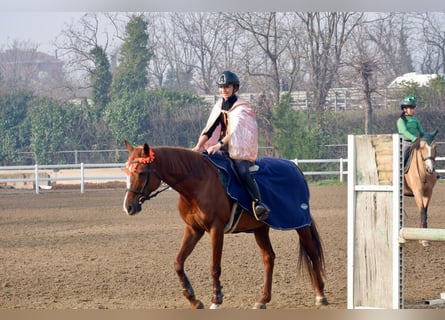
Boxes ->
[403,131,438,246]
[122,140,328,309]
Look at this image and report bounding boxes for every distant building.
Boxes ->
[0,49,69,97]
[388,72,440,88]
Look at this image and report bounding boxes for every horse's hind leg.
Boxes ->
[296,226,328,306]
[252,226,275,309]
[174,225,205,309]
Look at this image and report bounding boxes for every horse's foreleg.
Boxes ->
[413,192,429,228]
[252,226,275,309]
[209,227,225,309]
[174,225,205,309]
[420,206,428,228]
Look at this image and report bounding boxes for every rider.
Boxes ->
[397,96,424,167]
[397,96,441,179]
[192,70,270,221]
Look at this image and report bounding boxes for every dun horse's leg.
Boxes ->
[413,191,429,228]
[174,225,205,309]
[419,206,430,246]
[296,226,328,306]
[420,206,428,228]
[252,226,275,309]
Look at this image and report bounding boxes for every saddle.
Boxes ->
[204,153,313,232]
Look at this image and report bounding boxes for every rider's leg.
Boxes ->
[402,141,412,168]
[233,159,270,221]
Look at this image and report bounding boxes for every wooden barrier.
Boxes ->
[347,134,444,309]
[347,134,404,309]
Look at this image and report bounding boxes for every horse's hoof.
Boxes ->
[253,302,267,309]
[209,303,220,309]
[420,240,430,247]
[191,300,204,309]
[315,296,328,306]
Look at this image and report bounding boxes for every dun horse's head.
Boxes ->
[123,140,161,215]
[418,129,438,175]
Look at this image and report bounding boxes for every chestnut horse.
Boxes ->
[403,131,438,246]
[122,140,327,309]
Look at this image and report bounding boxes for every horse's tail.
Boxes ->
[298,219,326,281]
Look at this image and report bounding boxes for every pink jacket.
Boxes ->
[201,98,258,161]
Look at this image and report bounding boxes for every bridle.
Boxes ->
[126,160,169,204]
[125,153,194,205]
[418,140,436,163]
[415,140,436,178]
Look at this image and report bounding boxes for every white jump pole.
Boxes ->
[399,227,445,243]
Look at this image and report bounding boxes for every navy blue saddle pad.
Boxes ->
[206,153,312,230]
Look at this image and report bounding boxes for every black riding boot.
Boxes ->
[243,174,270,221]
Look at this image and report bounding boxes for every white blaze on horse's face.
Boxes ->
[424,144,435,174]
[123,191,129,214]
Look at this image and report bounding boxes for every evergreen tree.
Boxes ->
[28,97,67,164]
[271,94,325,160]
[110,14,152,96]
[0,92,32,164]
[90,45,112,116]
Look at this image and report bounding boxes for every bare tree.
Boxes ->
[420,12,445,74]
[365,13,417,84]
[146,13,197,91]
[343,22,384,134]
[55,13,124,83]
[296,12,364,111]
[229,12,292,105]
[170,12,232,94]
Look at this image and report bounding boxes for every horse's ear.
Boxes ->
[432,128,438,138]
[143,143,151,156]
[124,140,134,153]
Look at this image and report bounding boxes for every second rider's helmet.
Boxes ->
[400,96,417,109]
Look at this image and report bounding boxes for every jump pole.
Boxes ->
[399,228,445,243]
[347,134,404,309]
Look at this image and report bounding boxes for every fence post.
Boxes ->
[339,158,344,182]
[80,163,85,194]
[34,164,39,194]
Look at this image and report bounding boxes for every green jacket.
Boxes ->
[397,115,424,142]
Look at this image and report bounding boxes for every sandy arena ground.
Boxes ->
[1,182,445,309]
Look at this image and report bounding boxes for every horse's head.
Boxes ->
[418,129,438,175]
[123,140,162,215]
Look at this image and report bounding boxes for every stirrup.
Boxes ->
[252,201,270,221]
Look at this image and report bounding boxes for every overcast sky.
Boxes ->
[0,12,87,55]
[2,0,445,56]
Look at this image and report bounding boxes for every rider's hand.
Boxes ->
[206,142,222,155]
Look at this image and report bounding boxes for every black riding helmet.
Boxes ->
[400,96,417,109]
[216,70,240,92]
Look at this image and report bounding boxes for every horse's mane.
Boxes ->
[152,146,214,178]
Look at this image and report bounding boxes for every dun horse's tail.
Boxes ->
[298,219,326,280]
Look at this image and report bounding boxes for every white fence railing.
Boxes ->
[1,157,444,194]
